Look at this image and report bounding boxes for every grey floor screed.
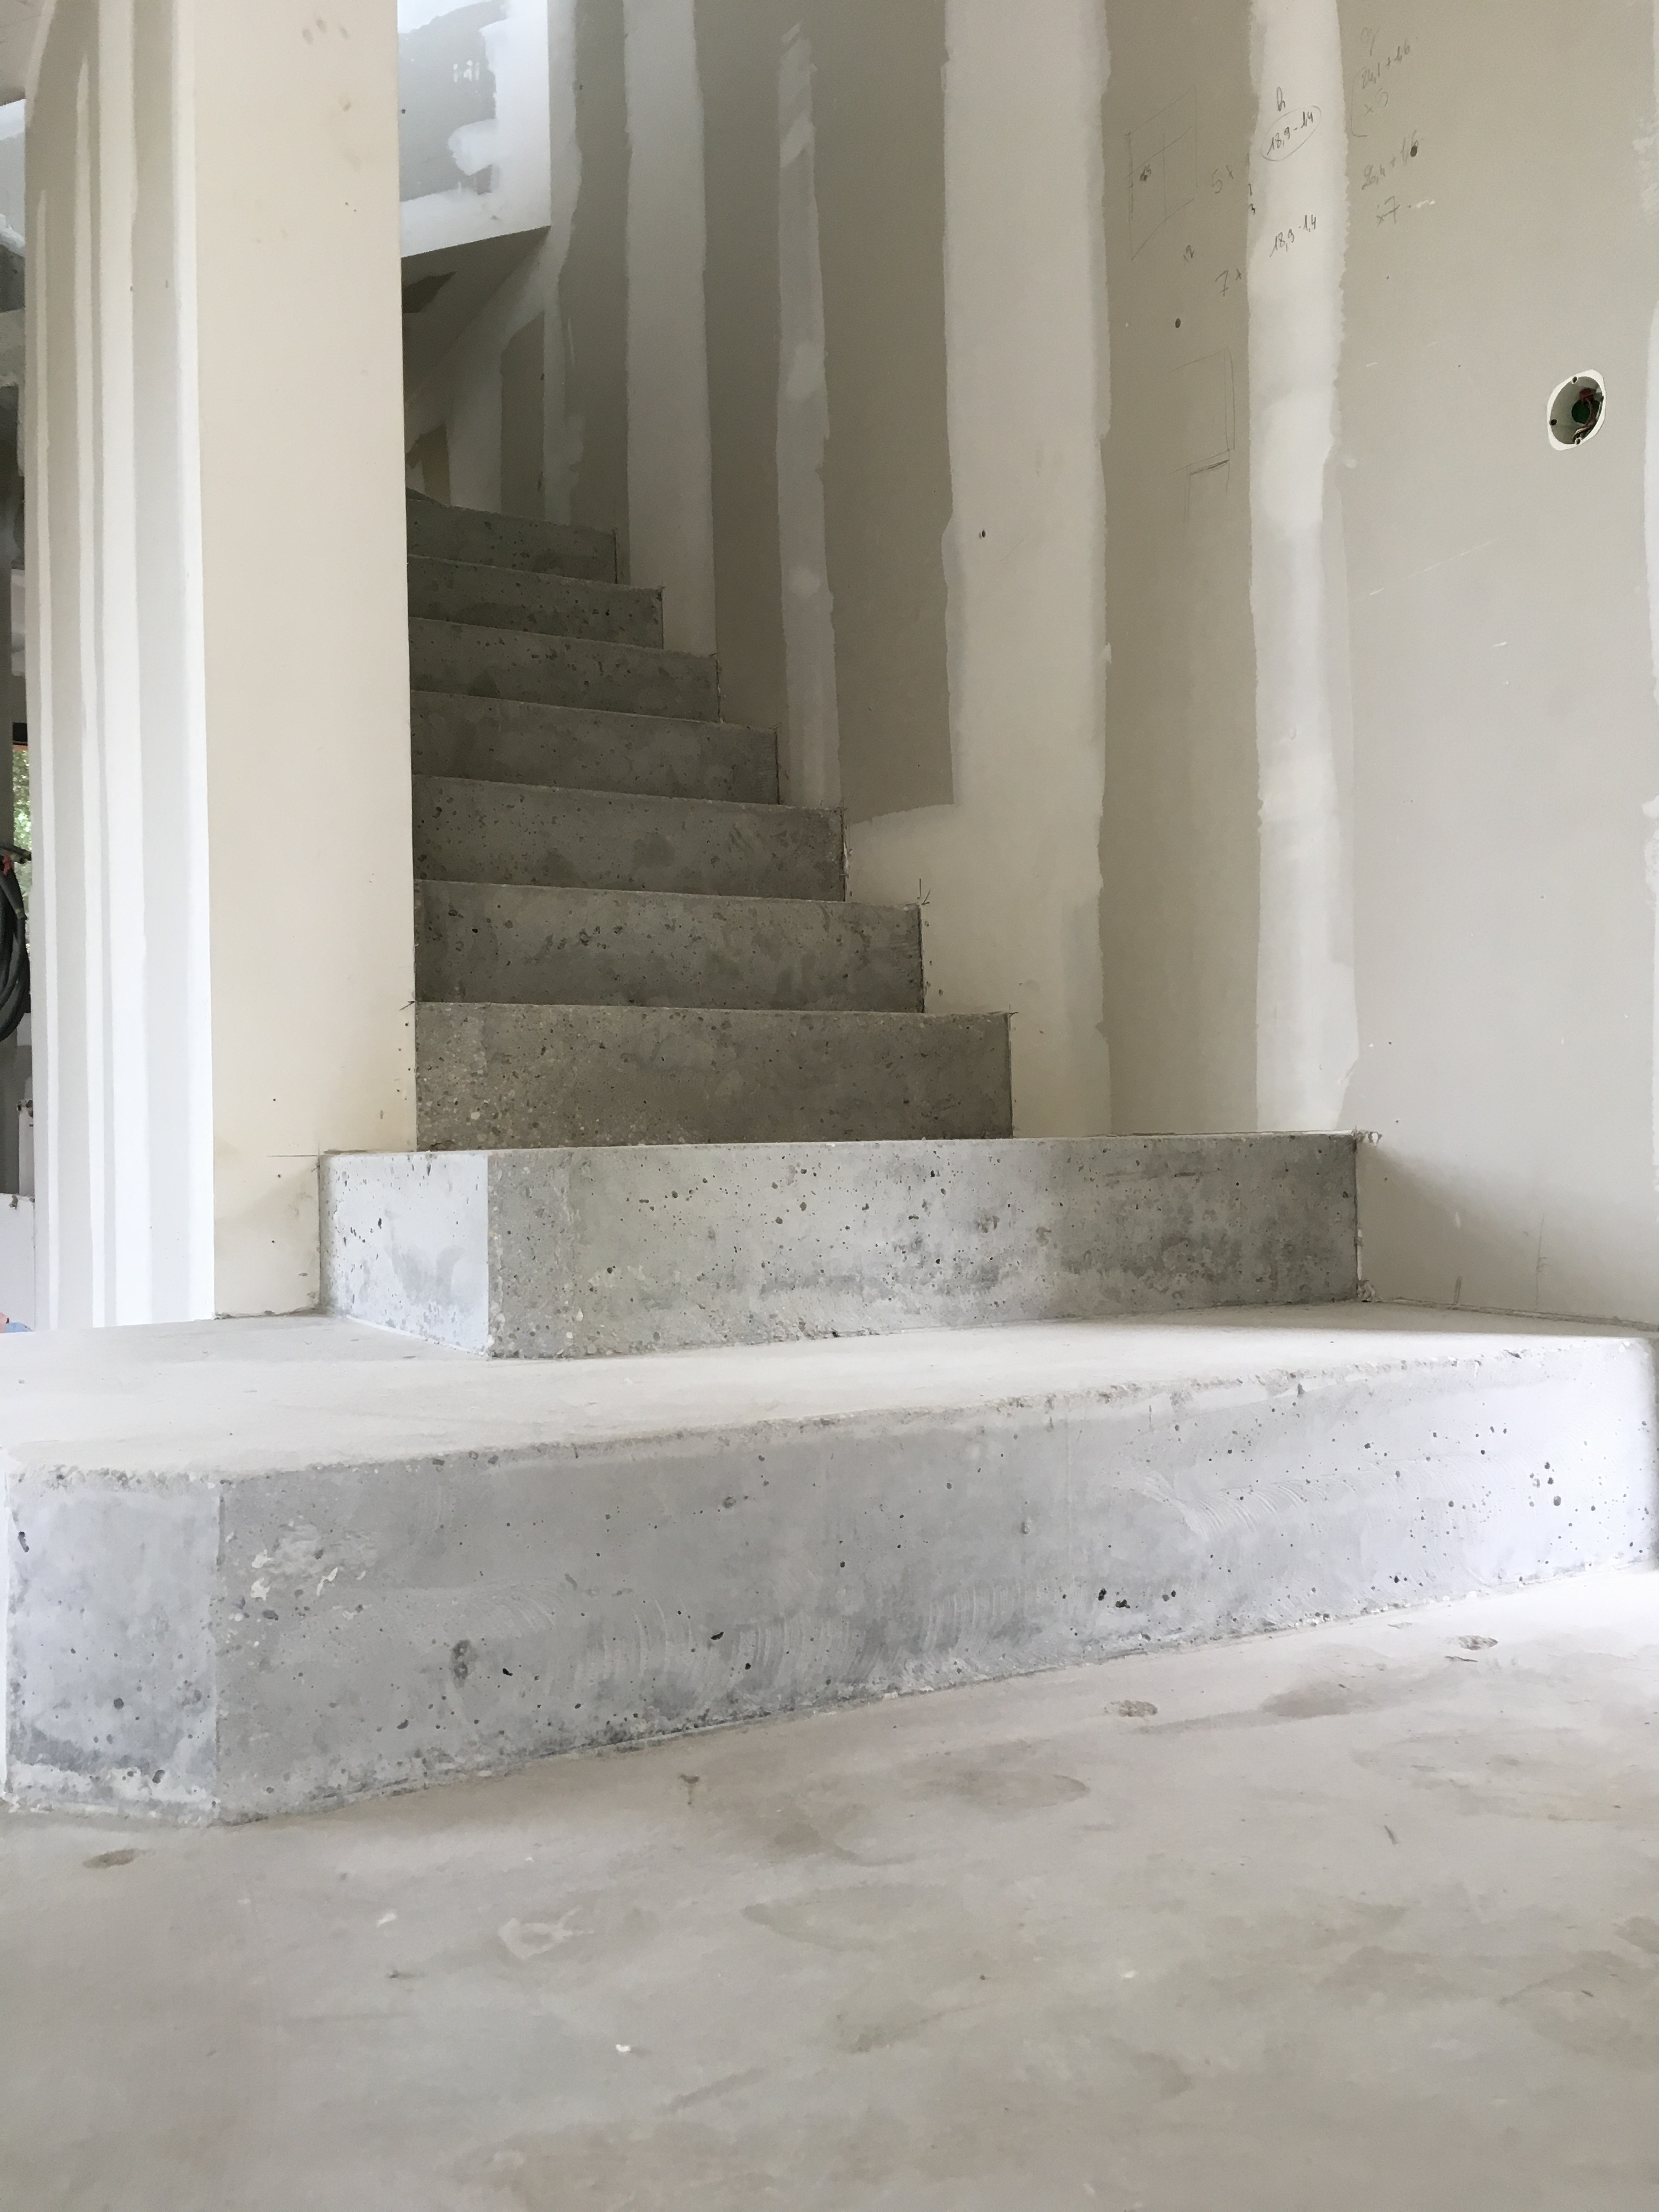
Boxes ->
[5,1568,1658,2210]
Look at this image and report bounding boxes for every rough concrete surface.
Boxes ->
[414,1002,1013,1147]
[406,557,663,646]
[411,777,844,900]
[323,1133,1356,1356]
[410,618,718,720]
[406,493,616,581]
[410,695,780,804]
[414,882,923,1012]
[4,1309,1653,1821]
[5,1568,1659,2208]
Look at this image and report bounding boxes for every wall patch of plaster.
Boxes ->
[1248,0,1357,1130]
[624,0,716,648]
[844,0,1111,1137]
[774,26,840,808]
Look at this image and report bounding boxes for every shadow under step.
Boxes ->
[415,1002,1012,1147]
[324,1133,1361,1358]
[413,777,844,900]
[411,695,780,805]
[416,882,923,1012]
[410,617,716,720]
[407,556,663,648]
[406,494,616,582]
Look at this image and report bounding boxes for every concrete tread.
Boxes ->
[324,1133,1358,1357]
[409,616,718,719]
[405,495,616,582]
[412,775,845,899]
[414,879,924,1012]
[415,1000,1013,1147]
[406,556,663,647]
[0,1304,1640,1469]
[411,694,780,803]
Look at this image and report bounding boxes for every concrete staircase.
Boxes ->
[402,495,1009,1152]
[324,500,1356,1356]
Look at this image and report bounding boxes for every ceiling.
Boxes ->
[0,1,41,106]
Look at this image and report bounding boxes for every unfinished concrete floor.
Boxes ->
[4,1570,1658,2210]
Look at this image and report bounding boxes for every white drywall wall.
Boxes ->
[845,0,1114,1138]
[1102,0,1659,1327]
[1248,0,1357,1130]
[30,0,415,1325]
[623,0,715,651]
[1338,1,1659,1321]
[0,98,22,252]
[773,24,840,807]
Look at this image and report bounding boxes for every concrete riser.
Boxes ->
[415,882,924,1013]
[411,696,780,805]
[8,1332,1652,1819]
[407,557,662,647]
[323,1135,1358,1356]
[410,617,718,720]
[412,777,845,900]
[414,1003,1014,1148]
[406,498,616,582]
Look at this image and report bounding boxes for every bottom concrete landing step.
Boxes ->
[4,1311,1654,1820]
[322,1134,1359,1356]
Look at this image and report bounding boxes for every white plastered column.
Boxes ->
[27,0,415,1327]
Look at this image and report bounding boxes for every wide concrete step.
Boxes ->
[415,1002,1012,1147]
[413,777,844,899]
[7,1309,1652,1818]
[324,1133,1358,1357]
[415,882,923,1013]
[410,617,717,720]
[406,493,616,582]
[407,556,662,647]
[412,695,780,805]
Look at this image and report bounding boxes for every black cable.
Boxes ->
[0,849,30,1043]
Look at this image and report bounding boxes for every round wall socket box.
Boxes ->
[1548,371,1606,449]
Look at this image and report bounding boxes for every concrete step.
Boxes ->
[410,617,718,720]
[415,882,923,1014]
[413,777,844,900]
[7,1308,1653,1818]
[324,1133,1357,1357]
[405,493,616,582]
[414,1002,1013,1147]
[407,557,663,648]
[411,696,780,805]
